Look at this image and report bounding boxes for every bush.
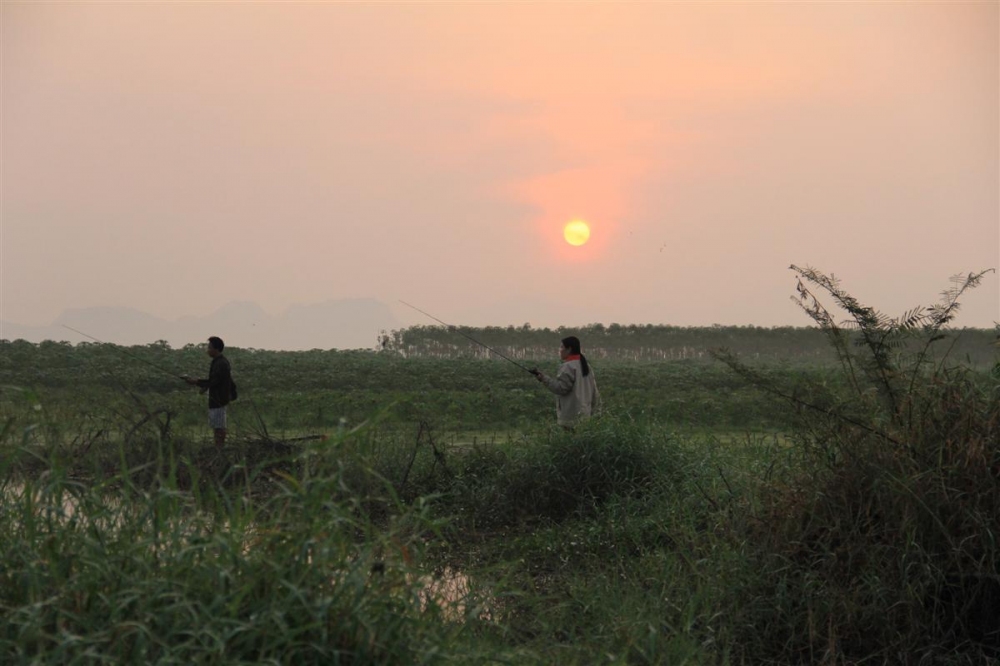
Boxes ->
[716,267,1000,662]
[437,417,686,528]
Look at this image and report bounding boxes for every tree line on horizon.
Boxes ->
[381,323,999,366]
[2,323,996,368]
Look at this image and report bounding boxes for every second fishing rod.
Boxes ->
[398,301,540,377]
[61,324,189,380]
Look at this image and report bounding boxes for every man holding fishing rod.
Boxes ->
[532,335,600,428]
[184,336,235,447]
[398,302,600,428]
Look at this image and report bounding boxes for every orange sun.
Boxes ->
[563,220,590,246]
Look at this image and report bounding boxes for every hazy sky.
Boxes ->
[3,1,998,332]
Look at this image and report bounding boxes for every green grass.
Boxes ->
[0,425,516,664]
[2,330,999,664]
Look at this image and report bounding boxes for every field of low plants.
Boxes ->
[1,270,998,664]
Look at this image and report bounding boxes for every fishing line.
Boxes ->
[61,324,187,380]
[398,301,537,375]
[62,325,260,438]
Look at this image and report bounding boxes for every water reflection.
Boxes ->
[416,566,495,622]
[3,481,497,623]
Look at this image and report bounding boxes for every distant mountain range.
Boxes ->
[1,299,400,351]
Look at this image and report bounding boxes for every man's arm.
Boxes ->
[542,365,575,396]
[196,359,227,390]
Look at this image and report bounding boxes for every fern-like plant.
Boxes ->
[714,266,994,448]
[791,265,992,430]
[714,266,1000,662]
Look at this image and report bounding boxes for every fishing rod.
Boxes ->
[61,324,188,380]
[398,300,538,376]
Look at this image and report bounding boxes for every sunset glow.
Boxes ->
[563,220,591,247]
[2,2,996,336]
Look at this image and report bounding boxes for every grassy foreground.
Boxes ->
[2,270,999,663]
[2,375,999,665]
[0,404,752,664]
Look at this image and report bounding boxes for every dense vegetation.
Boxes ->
[382,322,997,366]
[1,269,998,663]
[0,336,842,435]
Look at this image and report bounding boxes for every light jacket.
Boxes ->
[542,358,600,426]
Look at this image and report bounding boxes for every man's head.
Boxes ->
[560,335,581,360]
[207,336,225,357]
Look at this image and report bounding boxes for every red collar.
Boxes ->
[564,354,581,361]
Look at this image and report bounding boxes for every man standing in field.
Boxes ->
[532,335,600,428]
[185,336,234,447]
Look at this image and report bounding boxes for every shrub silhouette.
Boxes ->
[714,266,1000,662]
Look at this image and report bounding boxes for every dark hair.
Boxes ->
[208,336,225,352]
[561,335,590,376]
